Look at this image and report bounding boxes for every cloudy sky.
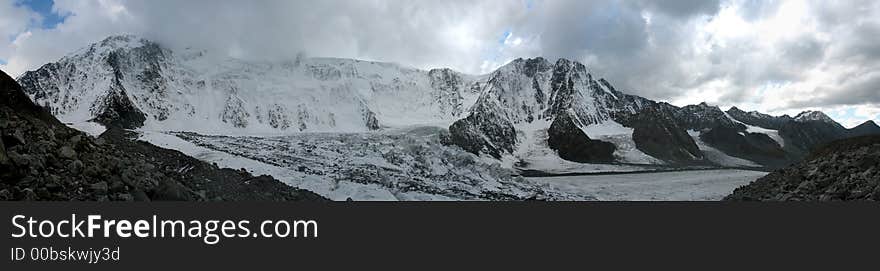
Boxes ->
[1,0,879,127]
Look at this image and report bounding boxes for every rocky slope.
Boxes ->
[725,135,880,201]
[1,69,326,201]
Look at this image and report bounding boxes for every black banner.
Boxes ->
[2,202,879,270]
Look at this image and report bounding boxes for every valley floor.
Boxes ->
[527,169,767,201]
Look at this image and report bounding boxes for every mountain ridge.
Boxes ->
[17,35,879,171]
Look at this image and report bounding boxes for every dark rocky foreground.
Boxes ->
[725,135,880,201]
[1,69,327,201]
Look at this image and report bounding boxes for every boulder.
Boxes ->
[90,181,109,195]
[59,146,77,159]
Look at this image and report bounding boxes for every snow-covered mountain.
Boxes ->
[16,35,878,172]
[17,35,483,134]
[794,110,839,124]
[446,57,706,169]
[444,56,877,169]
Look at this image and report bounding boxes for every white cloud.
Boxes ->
[0,0,40,69]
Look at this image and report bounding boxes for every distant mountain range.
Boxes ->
[16,35,880,171]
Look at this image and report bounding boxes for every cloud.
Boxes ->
[2,0,530,76]
[0,0,40,60]
[1,0,878,126]
[635,0,721,17]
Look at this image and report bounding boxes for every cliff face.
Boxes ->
[547,111,616,163]
[1,69,326,201]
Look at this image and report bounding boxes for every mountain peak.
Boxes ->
[794,110,836,124]
[96,34,151,49]
[502,57,589,75]
[695,102,720,110]
[855,120,879,128]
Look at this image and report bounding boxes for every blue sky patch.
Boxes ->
[828,107,858,126]
[15,0,68,29]
[498,30,512,45]
[524,0,535,10]
[0,59,7,65]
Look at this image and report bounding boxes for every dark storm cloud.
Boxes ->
[791,72,880,107]
[527,1,648,59]
[829,23,880,65]
[507,0,711,100]
[634,0,721,17]
[780,35,825,67]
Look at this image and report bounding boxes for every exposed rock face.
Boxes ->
[91,78,147,129]
[675,102,743,131]
[726,136,880,201]
[547,111,615,163]
[777,119,847,156]
[619,106,703,163]
[447,103,517,159]
[672,103,792,167]
[427,68,469,116]
[726,106,792,130]
[700,126,789,167]
[1,69,326,201]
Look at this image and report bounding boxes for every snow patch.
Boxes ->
[580,120,664,165]
[723,111,785,147]
[66,121,107,137]
[745,125,785,147]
